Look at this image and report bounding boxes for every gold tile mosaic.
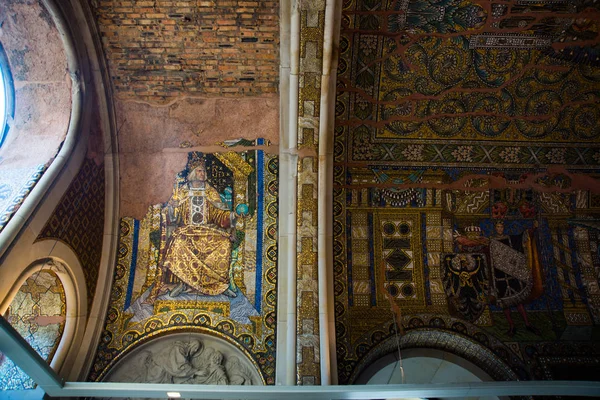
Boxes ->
[1,269,66,390]
[333,0,600,384]
[91,147,278,384]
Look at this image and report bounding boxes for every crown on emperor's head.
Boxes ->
[186,152,206,172]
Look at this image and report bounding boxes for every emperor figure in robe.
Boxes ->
[160,157,246,297]
[488,219,544,336]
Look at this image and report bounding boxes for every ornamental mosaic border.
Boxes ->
[340,140,600,168]
[0,164,47,233]
[516,340,600,380]
[538,356,600,380]
[295,0,326,386]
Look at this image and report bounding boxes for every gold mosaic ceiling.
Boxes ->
[336,0,600,148]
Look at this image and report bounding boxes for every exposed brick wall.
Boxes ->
[92,0,279,102]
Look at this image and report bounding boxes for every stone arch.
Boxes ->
[0,0,72,156]
[357,346,500,383]
[102,331,264,386]
[342,314,528,384]
[0,0,118,385]
[0,0,92,258]
[0,257,82,389]
[0,241,88,377]
[349,328,519,384]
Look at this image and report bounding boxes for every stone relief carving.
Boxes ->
[103,333,260,394]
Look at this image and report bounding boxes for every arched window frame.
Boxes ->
[0,42,14,149]
[0,0,120,384]
[0,248,87,376]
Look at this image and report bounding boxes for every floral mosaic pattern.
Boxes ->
[401,144,424,161]
[451,146,474,163]
[0,269,66,390]
[499,147,521,164]
[545,148,567,164]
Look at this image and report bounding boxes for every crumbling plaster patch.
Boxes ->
[0,0,71,169]
[116,95,279,218]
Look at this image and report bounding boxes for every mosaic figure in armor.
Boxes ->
[453,215,544,336]
[488,219,543,336]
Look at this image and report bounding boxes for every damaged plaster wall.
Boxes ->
[116,96,278,219]
[90,1,280,218]
[0,0,71,167]
[0,0,73,233]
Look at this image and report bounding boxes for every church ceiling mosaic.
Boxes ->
[295,0,327,385]
[0,268,66,390]
[36,158,105,311]
[91,142,278,384]
[337,0,600,156]
[334,0,600,384]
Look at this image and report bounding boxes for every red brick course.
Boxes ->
[93,0,279,102]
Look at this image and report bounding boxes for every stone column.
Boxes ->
[275,0,299,386]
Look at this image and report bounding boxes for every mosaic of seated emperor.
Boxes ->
[156,158,248,299]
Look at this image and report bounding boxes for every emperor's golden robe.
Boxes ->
[162,184,234,296]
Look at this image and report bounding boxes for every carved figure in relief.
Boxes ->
[225,355,255,385]
[115,338,255,387]
[189,347,228,385]
[137,339,202,383]
[158,157,247,298]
